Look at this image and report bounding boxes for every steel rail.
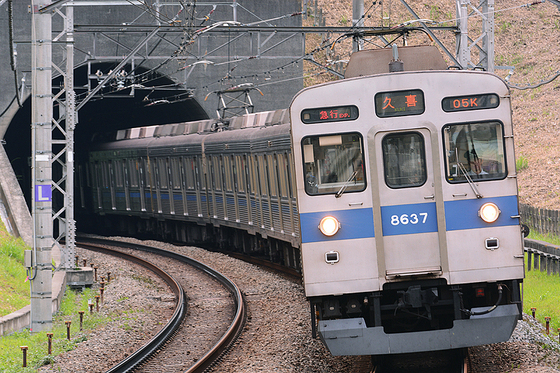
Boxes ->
[78,237,246,373]
[76,241,186,373]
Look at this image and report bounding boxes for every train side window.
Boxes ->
[267,154,278,197]
[115,160,124,188]
[301,133,366,195]
[231,155,238,192]
[171,158,181,190]
[382,132,427,188]
[277,153,288,198]
[224,156,233,192]
[253,155,261,195]
[158,158,168,189]
[258,155,268,196]
[129,159,139,188]
[185,157,195,190]
[443,121,506,183]
[207,156,215,190]
[144,158,151,188]
[197,157,206,191]
[217,156,224,191]
[236,156,245,193]
[140,158,148,188]
[101,162,109,188]
[95,163,102,188]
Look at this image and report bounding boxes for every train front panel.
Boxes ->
[290,70,524,355]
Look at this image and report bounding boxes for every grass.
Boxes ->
[516,155,529,172]
[523,230,560,338]
[0,223,30,317]
[0,286,110,372]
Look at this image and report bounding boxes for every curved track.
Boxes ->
[77,238,246,373]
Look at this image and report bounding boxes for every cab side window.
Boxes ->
[301,133,366,195]
[443,122,506,183]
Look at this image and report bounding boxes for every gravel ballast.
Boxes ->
[38,238,560,373]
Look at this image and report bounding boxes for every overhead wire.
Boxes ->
[508,71,560,90]
[91,0,557,104]
[7,0,22,108]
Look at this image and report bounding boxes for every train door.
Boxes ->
[370,128,445,279]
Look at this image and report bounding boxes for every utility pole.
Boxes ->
[30,0,53,332]
[352,0,364,52]
[456,0,495,71]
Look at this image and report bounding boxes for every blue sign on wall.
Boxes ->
[35,184,52,202]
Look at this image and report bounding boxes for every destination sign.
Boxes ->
[442,93,499,112]
[301,105,359,124]
[375,90,425,118]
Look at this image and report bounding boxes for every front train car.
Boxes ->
[290,54,524,355]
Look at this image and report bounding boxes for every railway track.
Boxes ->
[76,237,476,373]
[77,238,246,373]
[371,348,470,373]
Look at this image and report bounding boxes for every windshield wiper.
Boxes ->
[335,170,358,198]
[456,149,482,199]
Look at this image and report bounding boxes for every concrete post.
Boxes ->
[30,0,53,333]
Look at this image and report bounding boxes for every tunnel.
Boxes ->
[3,62,209,213]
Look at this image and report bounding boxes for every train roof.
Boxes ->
[107,108,290,143]
[344,45,448,78]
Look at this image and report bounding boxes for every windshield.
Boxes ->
[301,133,366,195]
[443,122,506,183]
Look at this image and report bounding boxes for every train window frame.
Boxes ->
[129,159,139,188]
[258,155,269,197]
[301,132,366,196]
[141,158,149,188]
[236,155,246,193]
[101,162,109,188]
[123,160,130,188]
[185,157,196,190]
[171,157,181,190]
[249,155,258,195]
[277,153,289,198]
[158,158,168,189]
[267,154,278,197]
[381,132,427,189]
[443,121,507,184]
[115,159,124,188]
[224,155,233,192]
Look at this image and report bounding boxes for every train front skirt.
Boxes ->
[318,304,519,355]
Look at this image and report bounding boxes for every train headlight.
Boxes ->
[479,203,501,223]
[319,216,340,237]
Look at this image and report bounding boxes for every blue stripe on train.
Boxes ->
[299,195,518,243]
[444,195,519,231]
[300,208,375,243]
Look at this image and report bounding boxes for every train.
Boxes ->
[79,45,525,357]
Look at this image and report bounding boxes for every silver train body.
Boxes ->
[83,49,524,357]
[290,69,524,355]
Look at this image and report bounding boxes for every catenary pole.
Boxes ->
[30,0,53,333]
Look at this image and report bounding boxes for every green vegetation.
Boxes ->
[523,231,560,338]
[0,287,109,372]
[516,155,529,172]
[0,222,30,317]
